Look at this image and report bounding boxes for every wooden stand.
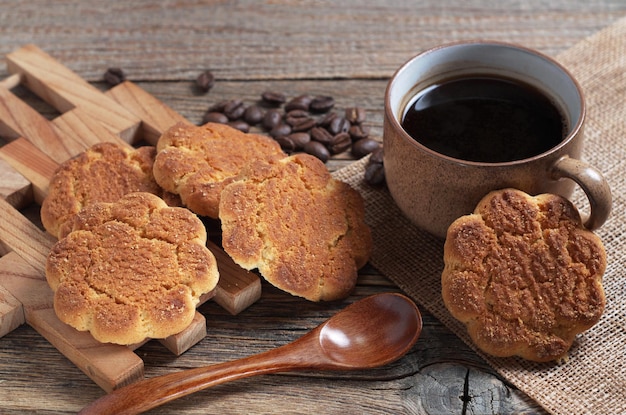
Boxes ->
[0,44,262,391]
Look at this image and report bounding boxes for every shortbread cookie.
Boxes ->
[219,153,372,302]
[442,188,606,362]
[46,192,219,345]
[153,122,286,218]
[41,142,179,238]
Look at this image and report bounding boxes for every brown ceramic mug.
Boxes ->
[383,41,612,238]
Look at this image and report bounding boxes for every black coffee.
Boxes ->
[401,76,566,163]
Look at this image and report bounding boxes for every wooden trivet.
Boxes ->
[0,44,261,391]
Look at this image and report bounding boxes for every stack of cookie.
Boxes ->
[154,122,372,302]
[42,122,372,345]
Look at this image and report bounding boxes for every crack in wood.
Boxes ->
[461,367,471,414]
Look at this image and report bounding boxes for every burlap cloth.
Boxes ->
[333,17,626,415]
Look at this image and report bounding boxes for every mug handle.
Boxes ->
[551,156,612,230]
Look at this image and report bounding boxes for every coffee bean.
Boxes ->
[261,91,287,106]
[317,111,338,128]
[328,116,350,135]
[223,100,245,120]
[227,120,249,133]
[345,107,367,124]
[203,111,229,124]
[348,124,370,141]
[304,140,330,162]
[352,138,381,158]
[285,110,310,126]
[329,132,352,154]
[103,67,126,86]
[369,146,384,164]
[243,105,264,125]
[208,100,229,113]
[262,109,283,130]
[269,123,292,138]
[285,111,308,125]
[196,70,215,93]
[285,94,313,112]
[285,109,309,119]
[274,135,296,152]
[310,95,335,113]
[310,126,334,144]
[290,117,317,132]
[288,132,311,149]
[364,162,385,185]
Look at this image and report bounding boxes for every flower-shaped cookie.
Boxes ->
[46,192,219,345]
[442,188,606,362]
[219,153,372,301]
[41,142,180,239]
[153,122,286,218]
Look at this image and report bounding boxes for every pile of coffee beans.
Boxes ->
[105,68,384,184]
[200,89,381,164]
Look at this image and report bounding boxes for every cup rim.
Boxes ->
[384,40,586,166]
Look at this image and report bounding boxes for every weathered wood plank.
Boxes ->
[0,1,623,82]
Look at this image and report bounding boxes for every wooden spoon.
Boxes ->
[79,292,422,415]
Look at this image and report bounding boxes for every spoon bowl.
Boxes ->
[319,292,421,367]
[80,292,422,415]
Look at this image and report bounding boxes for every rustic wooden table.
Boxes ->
[1,1,625,414]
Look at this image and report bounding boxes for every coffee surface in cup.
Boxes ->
[401,76,566,163]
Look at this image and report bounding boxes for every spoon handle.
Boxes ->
[79,338,317,415]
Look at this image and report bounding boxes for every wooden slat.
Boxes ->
[0,197,55,272]
[0,85,130,165]
[158,312,207,356]
[0,157,32,210]
[105,81,190,145]
[28,307,145,392]
[51,108,131,150]
[0,160,30,332]
[208,240,262,315]
[0,137,58,204]
[0,281,24,338]
[6,44,141,143]
[0,86,86,163]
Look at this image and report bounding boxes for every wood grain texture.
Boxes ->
[0,158,31,209]
[0,0,623,81]
[1,0,624,413]
[6,44,141,142]
[0,280,24,337]
[0,138,57,204]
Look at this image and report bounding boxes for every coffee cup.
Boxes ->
[383,41,612,239]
